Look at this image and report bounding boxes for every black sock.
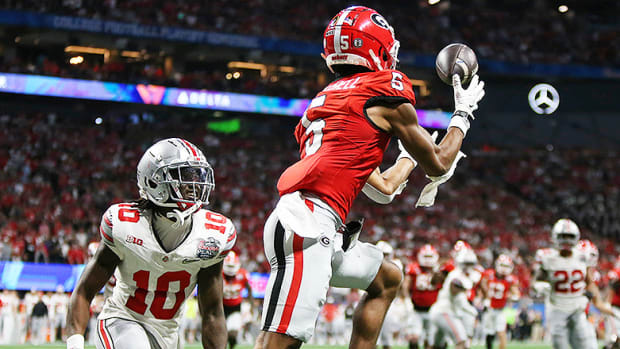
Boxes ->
[486,334,495,349]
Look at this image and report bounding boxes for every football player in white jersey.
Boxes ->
[428,248,479,349]
[66,138,237,349]
[49,285,69,342]
[535,218,601,349]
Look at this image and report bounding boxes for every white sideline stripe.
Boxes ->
[333,9,351,54]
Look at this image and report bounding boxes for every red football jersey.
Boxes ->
[406,263,440,308]
[277,69,416,221]
[223,268,249,307]
[483,269,518,309]
[607,268,620,307]
[441,259,456,273]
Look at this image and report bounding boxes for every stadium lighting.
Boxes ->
[429,0,441,5]
[558,5,568,13]
[69,56,84,65]
[65,45,110,62]
[95,117,103,125]
[227,61,267,77]
[233,72,241,79]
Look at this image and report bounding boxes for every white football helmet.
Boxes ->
[551,218,580,250]
[495,254,514,276]
[455,248,478,273]
[417,244,439,268]
[87,242,99,259]
[137,138,214,221]
[223,251,241,276]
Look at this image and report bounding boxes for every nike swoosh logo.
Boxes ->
[182,259,200,264]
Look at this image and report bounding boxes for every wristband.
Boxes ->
[67,334,85,349]
[448,110,470,137]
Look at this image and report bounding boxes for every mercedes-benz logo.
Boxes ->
[528,83,560,115]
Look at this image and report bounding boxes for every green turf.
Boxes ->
[0,343,554,349]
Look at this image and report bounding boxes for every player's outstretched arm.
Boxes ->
[66,244,120,349]
[198,262,227,349]
[367,103,463,177]
[367,74,484,177]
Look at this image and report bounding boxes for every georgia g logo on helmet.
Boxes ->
[370,13,390,29]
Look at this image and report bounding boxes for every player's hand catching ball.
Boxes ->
[449,74,485,137]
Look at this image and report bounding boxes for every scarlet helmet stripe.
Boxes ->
[277,234,304,333]
[180,139,200,161]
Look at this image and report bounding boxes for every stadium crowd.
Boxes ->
[1,111,619,283]
[3,0,618,68]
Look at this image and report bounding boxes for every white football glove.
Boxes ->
[415,151,466,207]
[449,74,485,137]
[396,139,418,167]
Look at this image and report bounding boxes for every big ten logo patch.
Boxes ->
[126,235,143,246]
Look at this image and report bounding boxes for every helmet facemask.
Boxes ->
[163,163,215,207]
[554,232,579,250]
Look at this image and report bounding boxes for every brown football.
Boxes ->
[435,43,478,86]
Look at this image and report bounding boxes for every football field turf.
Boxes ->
[0,343,553,349]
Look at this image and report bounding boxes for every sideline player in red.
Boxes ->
[222,251,254,349]
[605,257,620,348]
[257,5,485,349]
[66,138,236,349]
[479,254,519,349]
[403,244,441,349]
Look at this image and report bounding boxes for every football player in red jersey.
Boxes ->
[479,254,519,349]
[257,6,485,349]
[222,251,254,349]
[403,244,440,349]
[606,257,620,348]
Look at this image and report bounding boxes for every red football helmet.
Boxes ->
[417,244,439,268]
[495,254,514,276]
[323,6,400,73]
[223,251,241,276]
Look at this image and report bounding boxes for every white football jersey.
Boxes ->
[431,268,477,317]
[49,292,69,317]
[98,203,236,349]
[540,247,587,312]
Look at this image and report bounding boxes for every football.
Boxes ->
[435,43,479,86]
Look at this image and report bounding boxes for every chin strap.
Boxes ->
[166,201,202,228]
[368,49,384,71]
